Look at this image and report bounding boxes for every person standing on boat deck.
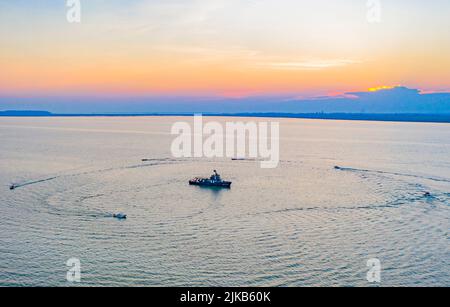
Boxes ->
[211,170,220,182]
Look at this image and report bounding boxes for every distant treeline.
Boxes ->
[223,113,450,123]
[0,110,53,116]
[1,110,450,123]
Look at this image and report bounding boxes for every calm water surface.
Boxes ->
[0,117,449,286]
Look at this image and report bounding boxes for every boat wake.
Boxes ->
[8,158,185,191]
[334,166,450,183]
[10,177,58,190]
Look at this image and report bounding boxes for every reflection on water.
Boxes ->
[196,186,229,200]
[0,117,449,287]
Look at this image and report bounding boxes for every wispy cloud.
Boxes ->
[263,59,362,71]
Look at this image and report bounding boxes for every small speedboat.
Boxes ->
[9,184,16,190]
[113,213,127,219]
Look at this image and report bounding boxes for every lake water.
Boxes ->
[0,117,449,287]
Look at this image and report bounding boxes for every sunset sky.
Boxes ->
[1,0,450,102]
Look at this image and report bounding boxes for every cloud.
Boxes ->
[279,86,450,114]
[263,59,362,70]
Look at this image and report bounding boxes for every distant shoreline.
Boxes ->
[1,111,450,123]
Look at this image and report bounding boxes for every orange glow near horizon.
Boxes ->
[1,51,448,98]
[368,86,398,92]
[0,1,449,98]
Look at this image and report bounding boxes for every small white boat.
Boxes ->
[113,213,127,219]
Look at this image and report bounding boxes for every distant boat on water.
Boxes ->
[189,170,232,188]
[113,213,127,220]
